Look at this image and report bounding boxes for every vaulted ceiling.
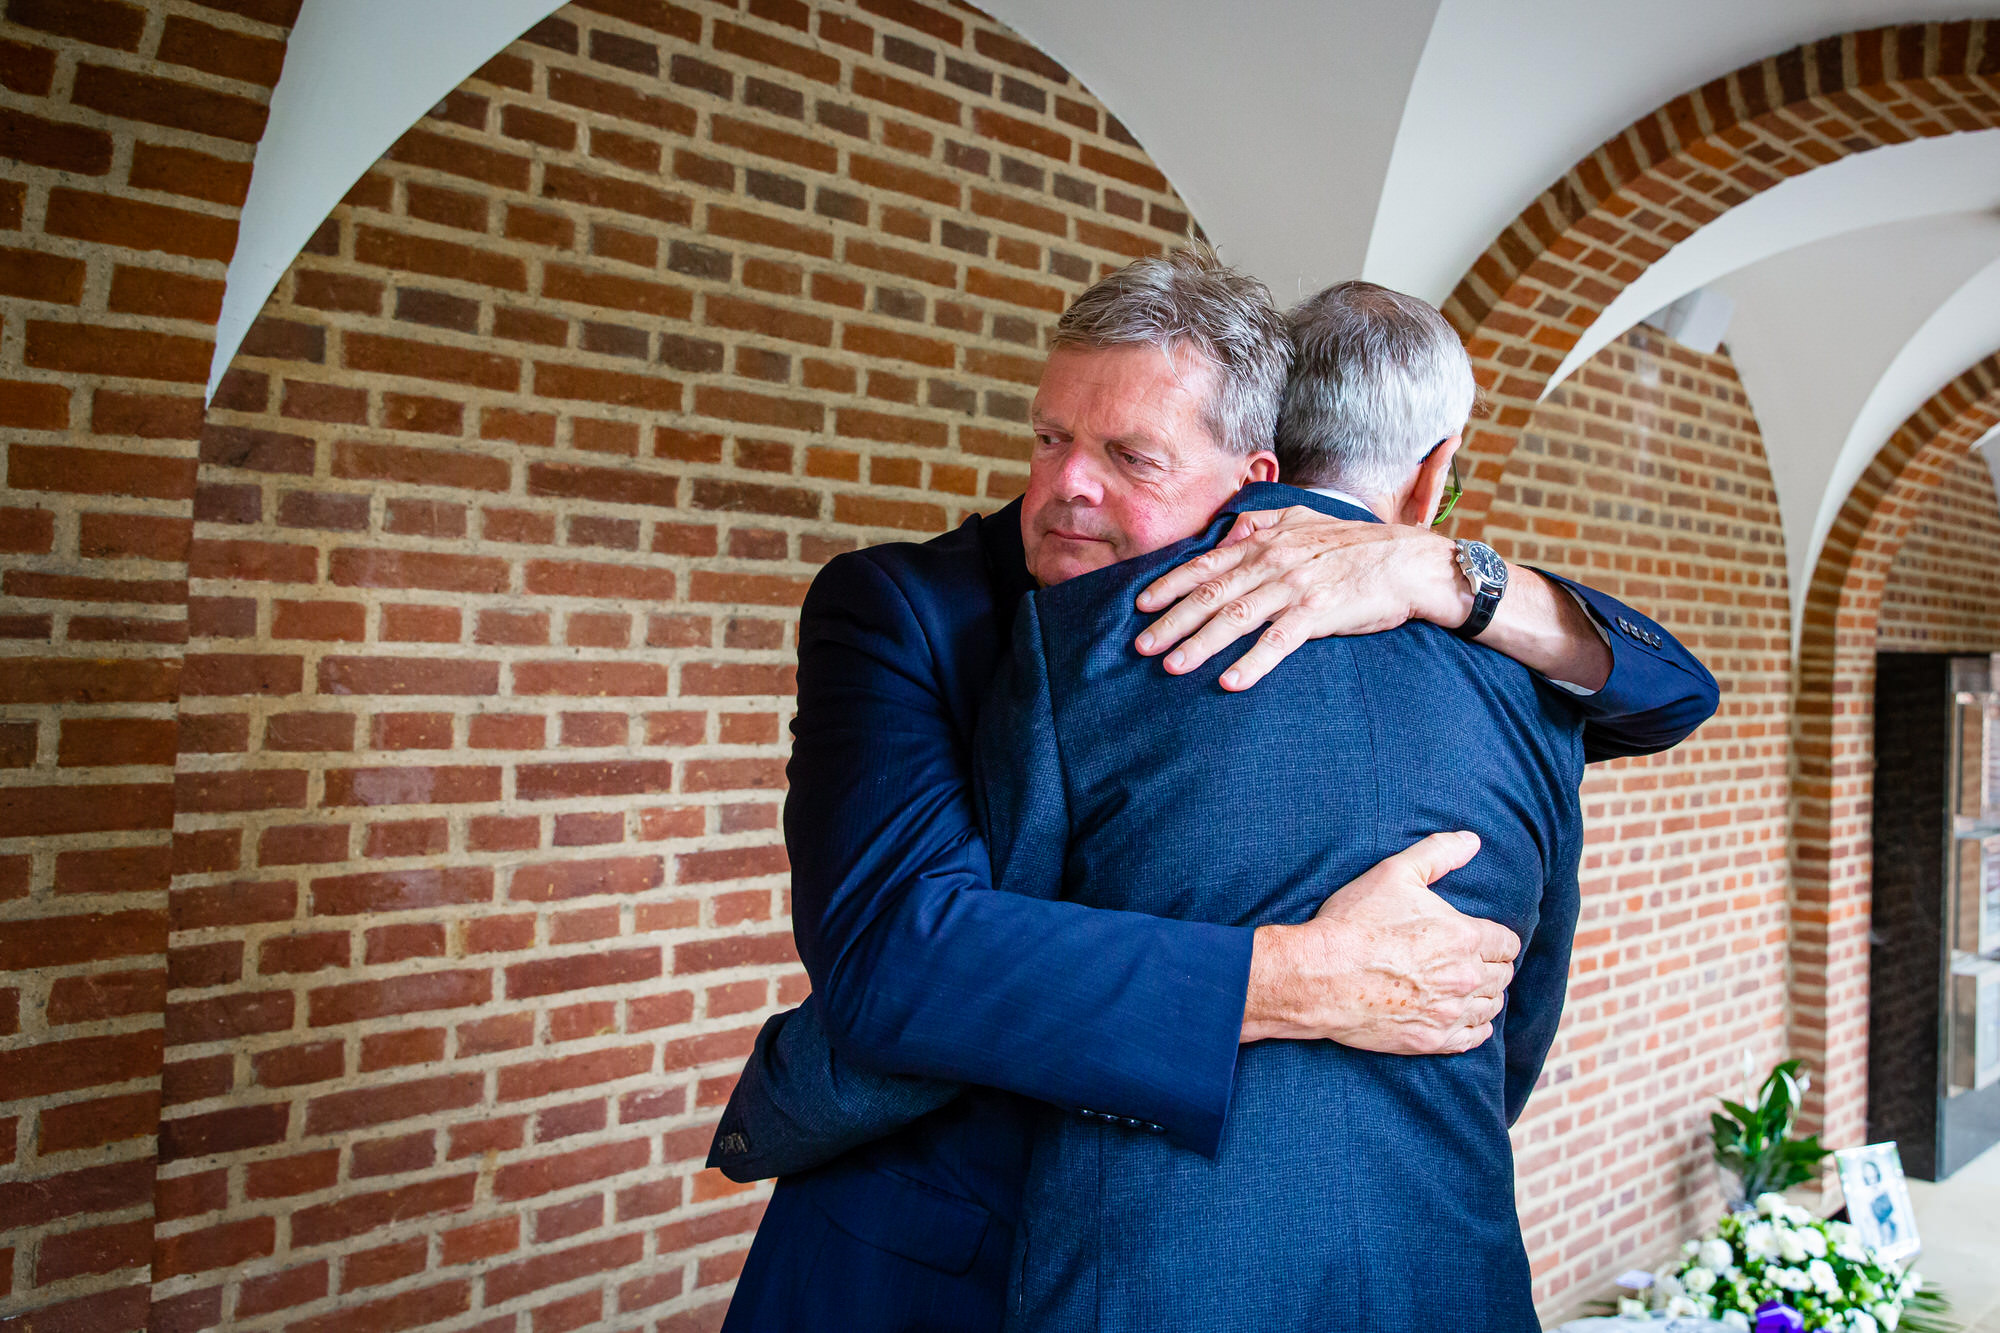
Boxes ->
[221,0,2000,639]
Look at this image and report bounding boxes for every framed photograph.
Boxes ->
[1834,1142,1921,1264]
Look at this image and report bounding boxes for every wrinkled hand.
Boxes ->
[1134,506,1463,690]
[1242,831,1519,1054]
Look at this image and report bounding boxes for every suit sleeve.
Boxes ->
[786,553,1253,1156]
[1532,570,1719,763]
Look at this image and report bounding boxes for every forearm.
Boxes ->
[1406,531,1610,690]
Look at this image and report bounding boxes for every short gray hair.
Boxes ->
[1276,280,1477,495]
[1051,245,1289,457]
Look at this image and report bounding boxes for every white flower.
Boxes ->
[1771,1266,1812,1292]
[1666,1295,1703,1317]
[1848,1312,1880,1333]
[1836,1237,1869,1263]
[1700,1238,1736,1271]
[1827,1220,1858,1245]
[1757,1192,1788,1217]
[1721,1313,1751,1332]
[1684,1266,1717,1295]
[1808,1258,1840,1298]
[1684,1238,1702,1257]
[1618,1297,1649,1318]
[1742,1221,1779,1260]
[1798,1227,1829,1258]
[1902,1271,1923,1295]
[1873,1302,1900,1331]
[1777,1229,1810,1263]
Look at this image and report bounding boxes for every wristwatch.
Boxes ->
[1452,539,1507,639]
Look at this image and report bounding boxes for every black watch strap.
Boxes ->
[1451,539,1506,640]
[1455,586,1502,640]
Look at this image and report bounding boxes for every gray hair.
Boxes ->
[1051,245,1290,457]
[1276,280,1477,495]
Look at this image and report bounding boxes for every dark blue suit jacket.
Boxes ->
[718,485,1718,1332]
[988,487,1581,1330]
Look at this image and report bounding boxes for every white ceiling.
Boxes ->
[223,0,2000,640]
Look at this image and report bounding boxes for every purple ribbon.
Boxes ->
[1754,1301,1805,1333]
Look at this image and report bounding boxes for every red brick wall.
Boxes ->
[1474,328,1793,1317]
[0,1,293,1328]
[151,2,1191,1330]
[1876,449,2000,652]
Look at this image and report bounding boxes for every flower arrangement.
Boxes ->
[1619,1193,1950,1333]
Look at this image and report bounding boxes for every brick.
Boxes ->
[72,61,267,140]
[547,67,695,134]
[153,1217,275,1279]
[200,422,314,473]
[165,990,294,1045]
[712,19,840,82]
[356,226,526,291]
[851,153,961,206]
[235,1261,328,1318]
[542,263,693,318]
[302,1076,483,1138]
[516,760,674,800]
[507,948,662,999]
[328,549,509,594]
[9,443,194,498]
[129,141,253,205]
[182,652,303,696]
[0,107,113,174]
[542,163,691,225]
[514,661,671,696]
[46,967,163,1025]
[707,204,834,258]
[0,782,175,837]
[171,879,296,929]
[492,1137,651,1202]
[308,969,489,1026]
[158,1103,289,1163]
[0,379,68,429]
[24,318,211,381]
[56,716,176,766]
[332,438,510,492]
[486,1232,645,1305]
[533,361,682,411]
[285,1281,470,1333]
[322,765,500,807]
[345,332,520,392]
[312,866,493,915]
[523,559,674,600]
[259,933,349,975]
[511,855,663,902]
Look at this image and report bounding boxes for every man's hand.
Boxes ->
[1134,504,1613,693]
[1134,506,1464,691]
[1240,831,1519,1054]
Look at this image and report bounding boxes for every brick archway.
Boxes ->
[1441,20,2000,541]
[1786,353,2000,1144]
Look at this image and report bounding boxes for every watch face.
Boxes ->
[1462,540,1507,588]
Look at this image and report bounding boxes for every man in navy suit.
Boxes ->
[990,279,1585,1329]
[715,252,1717,1331]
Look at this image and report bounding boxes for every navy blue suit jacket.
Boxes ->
[988,487,1581,1330]
[718,485,1718,1332]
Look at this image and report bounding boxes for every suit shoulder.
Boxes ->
[803,514,990,623]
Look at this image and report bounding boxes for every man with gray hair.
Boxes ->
[716,255,1714,1331]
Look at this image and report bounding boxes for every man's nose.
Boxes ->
[1050,443,1104,504]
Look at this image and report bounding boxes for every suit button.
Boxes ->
[1145,1123,1166,1134]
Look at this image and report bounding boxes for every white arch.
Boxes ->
[211,0,567,400]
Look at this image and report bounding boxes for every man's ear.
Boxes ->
[1243,450,1280,485]
[1398,435,1461,526]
